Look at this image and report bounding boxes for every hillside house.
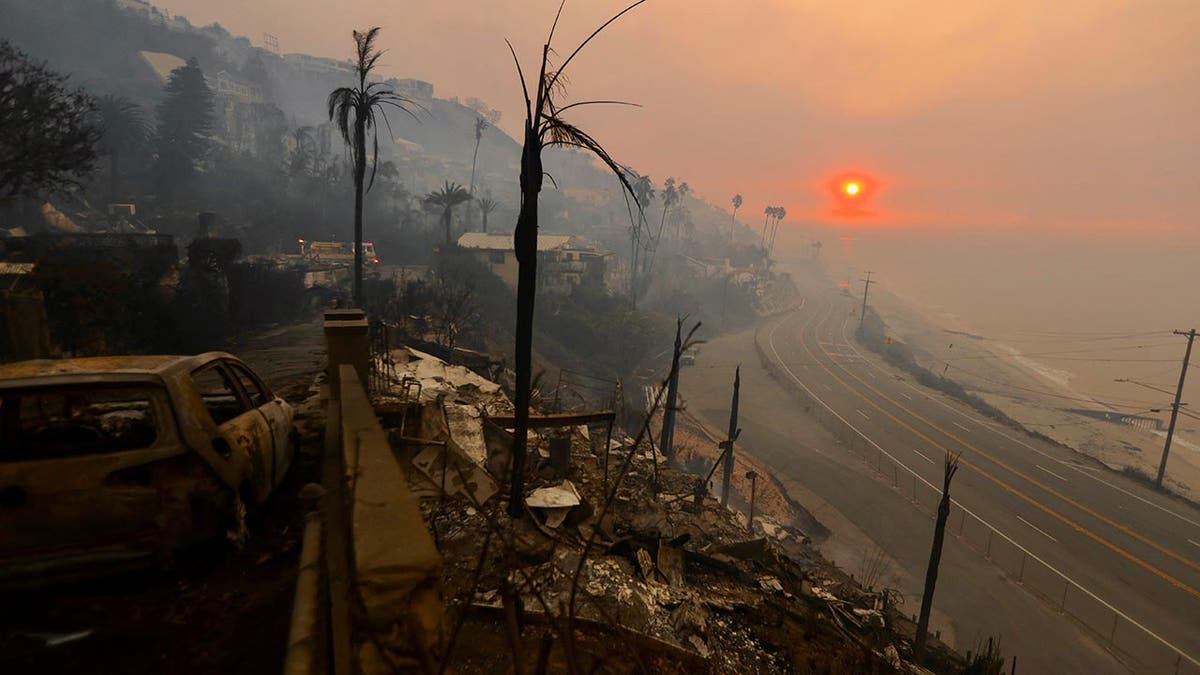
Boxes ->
[457,232,609,295]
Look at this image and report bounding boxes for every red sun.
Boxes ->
[826,172,880,217]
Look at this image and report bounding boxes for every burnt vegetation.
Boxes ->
[0,1,1016,674]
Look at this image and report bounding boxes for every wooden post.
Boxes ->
[746,470,758,533]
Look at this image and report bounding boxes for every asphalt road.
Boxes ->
[681,280,1200,674]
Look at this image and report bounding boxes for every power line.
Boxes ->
[940,363,1165,409]
[972,331,1176,345]
[935,342,1180,362]
[997,328,1175,338]
[1021,407,1167,428]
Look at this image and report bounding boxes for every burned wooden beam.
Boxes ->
[486,410,615,429]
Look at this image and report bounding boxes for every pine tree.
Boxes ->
[154,58,213,198]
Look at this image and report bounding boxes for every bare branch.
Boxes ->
[545,0,649,95]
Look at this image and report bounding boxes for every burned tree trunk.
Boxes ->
[915,452,960,658]
[721,366,740,507]
[658,318,683,461]
[507,121,543,517]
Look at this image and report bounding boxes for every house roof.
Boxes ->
[457,232,576,253]
[139,51,186,82]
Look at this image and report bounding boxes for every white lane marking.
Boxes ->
[769,308,1199,668]
[1188,539,1200,549]
[1017,515,1059,543]
[913,449,936,465]
[953,422,972,433]
[1037,464,1069,482]
[835,316,1200,532]
[867,371,877,380]
[823,383,833,392]
[856,409,870,420]
[900,392,913,400]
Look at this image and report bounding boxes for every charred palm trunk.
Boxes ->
[466,136,481,230]
[352,115,367,307]
[443,206,453,247]
[916,455,959,659]
[508,124,543,517]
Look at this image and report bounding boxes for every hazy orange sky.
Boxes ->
[157,0,1199,232]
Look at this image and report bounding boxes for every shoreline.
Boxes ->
[825,265,1200,505]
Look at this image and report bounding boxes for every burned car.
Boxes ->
[0,353,295,584]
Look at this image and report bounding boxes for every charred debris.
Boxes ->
[357,329,991,674]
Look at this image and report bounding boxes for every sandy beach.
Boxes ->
[861,280,1200,503]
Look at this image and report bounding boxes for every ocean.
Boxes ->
[779,224,1200,451]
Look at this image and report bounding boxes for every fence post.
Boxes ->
[1060,580,1069,610]
[1018,552,1026,583]
[985,530,993,559]
[1109,613,1118,646]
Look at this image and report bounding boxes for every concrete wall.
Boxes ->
[324,314,446,670]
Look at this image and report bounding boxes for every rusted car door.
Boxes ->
[225,360,293,489]
[189,364,274,504]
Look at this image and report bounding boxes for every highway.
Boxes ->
[681,280,1200,674]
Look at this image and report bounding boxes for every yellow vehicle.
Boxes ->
[296,239,379,265]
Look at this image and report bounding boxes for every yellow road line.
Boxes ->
[793,300,1200,601]
[827,304,1200,580]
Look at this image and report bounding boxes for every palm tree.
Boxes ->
[424,180,472,246]
[95,95,149,203]
[770,206,786,251]
[504,0,647,516]
[674,180,690,241]
[730,193,743,240]
[327,27,420,307]
[655,177,677,251]
[465,115,489,228]
[761,206,772,247]
[477,195,499,232]
[626,169,654,303]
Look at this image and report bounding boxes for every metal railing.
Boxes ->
[753,324,1200,674]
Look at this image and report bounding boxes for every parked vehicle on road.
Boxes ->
[0,353,295,585]
[680,347,699,366]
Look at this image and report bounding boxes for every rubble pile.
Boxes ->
[377,348,966,673]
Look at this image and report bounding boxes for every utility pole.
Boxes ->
[1157,329,1196,488]
[720,366,741,507]
[858,271,874,334]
